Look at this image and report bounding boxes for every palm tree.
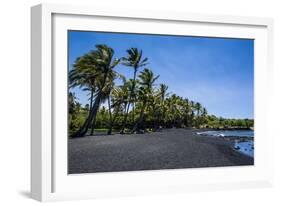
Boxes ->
[158,84,168,128]
[194,102,202,116]
[147,88,161,130]
[132,68,159,133]
[164,96,174,127]
[69,52,99,136]
[194,102,202,128]
[200,107,208,127]
[166,94,183,127]
[182,98,191,127]
[107,82,129,135]
[69,54,98,118]
[159,84,168,101]
[120,48,148,133]
[118,79,135,132]
[72,44,121,137]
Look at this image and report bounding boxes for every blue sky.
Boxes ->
[68,31,254,119]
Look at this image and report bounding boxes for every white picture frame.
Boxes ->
[31,3,274,202]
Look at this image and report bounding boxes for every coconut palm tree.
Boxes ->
[69,54,99,118]
[118,79,135,132]
[107,82,129,135]
[166,94,183,127]
[194,102,202,128]
[147,88,162,130]
[120,48,149,133]
[132,68,159,133]
[157,84,168,127]
[201,107,208,127]
[202,107,207,116]
[182,98,191,127]
[194,102,202,116]
[159,84,168,101]
[69,52,99,136]
[72,44,121,137]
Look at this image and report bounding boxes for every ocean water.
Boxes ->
[196,130,254,138]
[234,140,254,158]
[196,130,254,158]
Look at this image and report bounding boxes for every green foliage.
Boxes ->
[206,115,254,129]
[68,44,254,137]
[68,92,88,136]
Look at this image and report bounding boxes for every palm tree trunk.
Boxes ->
[83,89,94,135]
[74,70,110,137]
[107,96,113,135]
[120,102,131,134]
[120,102,130,134]
[132,102,135,123]
[108,105,121,135]
[89,89,94,113]
[90,113,97,135]
[72,94,101,137]
[120,67,137,134]
[132,100,146,133]
[131,68,137,123]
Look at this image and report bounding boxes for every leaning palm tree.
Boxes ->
[120,48,148,133]
[69,54,99,118]
[72,44,121,137]
[131,68,159,133]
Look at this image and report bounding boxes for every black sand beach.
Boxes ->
[68,129,253,174]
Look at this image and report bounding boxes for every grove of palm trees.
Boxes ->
[68,44,254,138]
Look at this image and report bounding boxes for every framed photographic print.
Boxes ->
[31,3,274,201]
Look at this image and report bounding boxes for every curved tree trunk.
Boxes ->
[73,70,110,137]
[72,93,103,137]
[89,88,96,136]
[89,89,94,113]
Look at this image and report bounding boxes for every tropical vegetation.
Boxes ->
[68,44,254,137]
